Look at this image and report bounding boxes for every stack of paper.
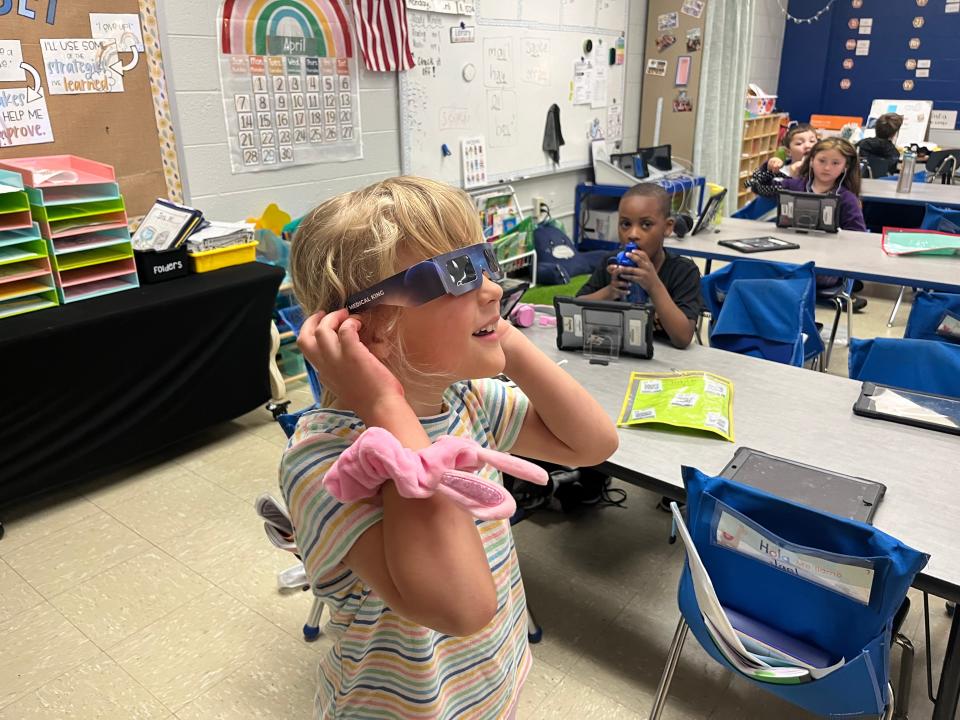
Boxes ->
[186,221,255,253]
[670,503,845,684]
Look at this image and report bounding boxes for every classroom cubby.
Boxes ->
[738,113,788,209]
[0,170,59,319]
[0,155,139,304]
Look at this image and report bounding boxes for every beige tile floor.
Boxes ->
[0,288,955,719]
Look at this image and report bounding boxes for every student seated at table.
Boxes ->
[857,112,903,179]
[781,137,869,311]
[746,122,818,196]
[576,183,704,349]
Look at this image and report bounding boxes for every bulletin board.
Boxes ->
[638,0,707,162]
[0,0,182,217]
[399,1,630,188]
[778,2,960,134]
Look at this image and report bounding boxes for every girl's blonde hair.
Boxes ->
[798,137,862,197]
[289,176,484,388]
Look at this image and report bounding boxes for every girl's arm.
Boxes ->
[498,321,619,467]
[300,311,497,636]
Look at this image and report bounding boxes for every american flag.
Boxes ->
[352,0,416,72]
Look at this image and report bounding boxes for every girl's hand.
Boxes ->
[298,309,405,414]
[767,157,785,173]
[621,250,664,293]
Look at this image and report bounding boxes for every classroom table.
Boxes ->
[0,262,285,516]
[862,178,960,210]
[523,324,960,719]
[664,217,960,293]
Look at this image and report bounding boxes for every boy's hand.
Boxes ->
[298,309,405,414]
[606,263,631,299]
[619,250,664,293]
[768,157,785,173]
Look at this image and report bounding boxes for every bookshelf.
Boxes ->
[737,113,788,209]
[0,156,139,304]
[0,170,58,319]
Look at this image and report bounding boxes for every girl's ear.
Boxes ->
[357,315,391,360]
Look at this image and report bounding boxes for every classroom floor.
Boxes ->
[0,288,953,720]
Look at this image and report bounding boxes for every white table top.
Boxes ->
[524,324,960,600]
[862,178,960,208]
[664,218,960,292]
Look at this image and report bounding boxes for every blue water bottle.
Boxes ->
[615,242,649,304]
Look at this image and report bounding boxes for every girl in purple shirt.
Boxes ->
[780,137,866,231]
[781,137,868,309]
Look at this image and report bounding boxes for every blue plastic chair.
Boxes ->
[887,204,960,327]
[650,467,929,720]
[732,195,778,221]
[848,337,960,398]
[904,291,960,344]
[703,260,825,368]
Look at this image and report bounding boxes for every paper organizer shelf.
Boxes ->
[0,155,139,305]
[0,169,58,319]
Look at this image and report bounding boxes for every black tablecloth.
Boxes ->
[0,262,285,505]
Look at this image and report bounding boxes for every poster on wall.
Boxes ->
[217,0,363,174]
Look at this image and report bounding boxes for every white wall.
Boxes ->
[158,1,645,224]
[747,1,786,96]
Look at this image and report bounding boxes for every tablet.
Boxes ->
[497,278,530,319]
[853,382,960,437]
[720,447,885,524]
[690,188,727,236]
[553,296,654,359]
[777,190,839,233]
[718,236,800,253]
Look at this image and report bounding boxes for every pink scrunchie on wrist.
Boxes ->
[323,427,549,520]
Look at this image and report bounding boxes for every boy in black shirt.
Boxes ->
[857,112,903,178]
[577,183,703,348]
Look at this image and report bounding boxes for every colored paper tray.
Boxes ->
[0,224,42,249]
[26,183,121,207]
[0,155,116,188]
[0,257,51,284]
[0,290,59,319]
[52,243,133,272]
[59,273,138,303]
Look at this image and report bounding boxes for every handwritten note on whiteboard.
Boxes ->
[483,38,514,88]
[521,37,551,86]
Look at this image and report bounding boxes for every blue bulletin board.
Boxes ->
[777,0,960,131]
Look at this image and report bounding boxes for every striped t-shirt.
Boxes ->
[280,378,532,719]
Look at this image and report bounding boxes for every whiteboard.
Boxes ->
[400,0,630,188]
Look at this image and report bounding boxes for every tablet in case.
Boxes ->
[717,236,800,253]
[720,447,886,524]
[777,190,839,233]
[853,381,960,437]
[553,295,654,359]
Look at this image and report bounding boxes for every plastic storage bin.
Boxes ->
[189,241,259,273]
